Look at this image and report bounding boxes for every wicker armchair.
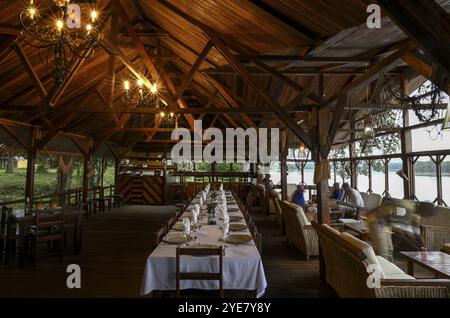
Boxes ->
[312,222,450,298]
[269,190,284,230]
[421,225,450,251]
[443,243,450,255]
[280,201,319,260]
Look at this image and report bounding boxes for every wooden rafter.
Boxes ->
[377,0,450,78]
[205,31,312,148]
[324,41,416,106]
[174,41,213,103]
[13,42,47,101]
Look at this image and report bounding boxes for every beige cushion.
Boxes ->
[376,256,412,279]
[340,232,380,267]
[360,192,369,206]
[378,256,415,280]
[365,193,382,211]
[289,203,310,226]
[443,243,450,254]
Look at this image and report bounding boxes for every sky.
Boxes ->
[409,86,450,152]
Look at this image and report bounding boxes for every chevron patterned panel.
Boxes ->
[118,176,164,205]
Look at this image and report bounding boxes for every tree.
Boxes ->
[5,154,15,174]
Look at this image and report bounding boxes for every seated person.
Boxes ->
[341,183,364,218]
[330,182,344,201]
[291,184,306,208]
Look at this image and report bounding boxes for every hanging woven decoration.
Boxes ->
[58,155,73,176]
[392,64,448,123]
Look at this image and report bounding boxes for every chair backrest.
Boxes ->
[0,206,12,237]
[253,231,262,255]
[153,225,166,246]
[35,208,64,241]
[365,193,382,211]
[360,192,369,206]
[166,215,177,231]
[312,222,375,298]
[176,247,223,298]
[285,201,310,226]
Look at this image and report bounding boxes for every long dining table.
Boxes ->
[141,190,267,297]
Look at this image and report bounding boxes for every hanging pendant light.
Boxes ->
[19,0,102,85]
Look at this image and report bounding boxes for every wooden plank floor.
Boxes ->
[0,205,433,298]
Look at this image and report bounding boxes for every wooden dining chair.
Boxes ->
[166,215,177,232]
[153,225,166,247]
[254,231,262,255]
[0,206,15,262]
[32,209,64,262]
[176,247,224,298]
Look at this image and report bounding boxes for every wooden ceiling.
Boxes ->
[0,0,449,159]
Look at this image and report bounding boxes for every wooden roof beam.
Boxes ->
[324,40,416,107]
[115,1,195,130]
[205,30,312,149]
[13,42,47,101]
[174,41,213,103]
[377,0,450,78]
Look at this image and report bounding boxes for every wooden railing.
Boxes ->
[0,185,117,209]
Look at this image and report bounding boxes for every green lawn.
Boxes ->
[0,166,115,204]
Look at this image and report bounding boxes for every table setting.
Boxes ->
[141,184,267,297]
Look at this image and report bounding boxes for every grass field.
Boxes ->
[0,167,115,204]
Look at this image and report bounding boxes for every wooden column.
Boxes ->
[162,160,167,205]
[25,149,36,204]
[114,157,120,190]
[82,152,91,212]
[349,114,358,188]
[25,129,37,205]
[400,77,413,199]
[280,130,288,201]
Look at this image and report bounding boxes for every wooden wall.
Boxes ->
[118,175,164,205]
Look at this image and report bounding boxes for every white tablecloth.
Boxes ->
[140,191,267,297]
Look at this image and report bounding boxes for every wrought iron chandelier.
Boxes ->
[122,77,179,128]
[158,101,180,128]
[122,78,159,107]
[19,0,102,85]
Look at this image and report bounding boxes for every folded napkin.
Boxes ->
[183,217,191,237]
[222,222,229,240]
[223,213,230,224]
[193,204,200,214]
[199,197,203,208]
[190,208,198,224]
[219,183,223,190]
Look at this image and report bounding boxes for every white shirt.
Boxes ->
[347,188,364,208]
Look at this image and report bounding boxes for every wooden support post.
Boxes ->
[83,152,91,214]
[25,151,36,206]
[280,130,288,201]
[25,128,37,206]
[400,76,413,199]
[349,114,358,188]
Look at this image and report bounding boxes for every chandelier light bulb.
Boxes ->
[86,24,92,33]
[90,10,97,22]
[56,19,64,31]
[124,80,130,91]
[28,6,36,19]
[160,111,166,118]
[150,83,158,94]
[137,79,143,88]
[170,112,175,118]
